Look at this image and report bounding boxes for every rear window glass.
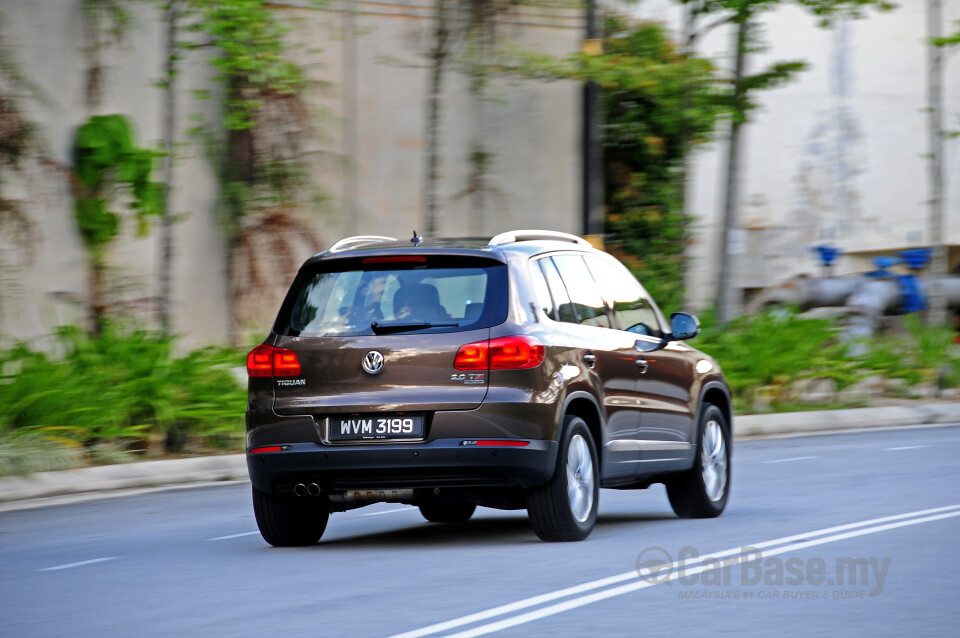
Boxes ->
[275,256,508,336]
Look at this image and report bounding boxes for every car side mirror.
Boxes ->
[670,312,700,341]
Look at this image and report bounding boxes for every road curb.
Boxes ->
[0,455,247,504]
[1,402,957,504]
[735,402,959,437]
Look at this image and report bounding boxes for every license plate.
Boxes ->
[329,415,424,441]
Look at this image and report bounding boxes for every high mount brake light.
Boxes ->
[246,345,301,378]
[362,256,427,264]
[454,336,544,370]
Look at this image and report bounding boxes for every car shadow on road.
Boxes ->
[314,511,677,548]
[319,515,537,547]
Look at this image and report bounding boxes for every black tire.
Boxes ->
[526,416,599,542]
[419,502,477,523]
[252,486,329,547]
[666,404,730,518]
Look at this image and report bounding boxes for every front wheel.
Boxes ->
[252,486,329,547]
[666,404,730,518]
[526,416,599,542]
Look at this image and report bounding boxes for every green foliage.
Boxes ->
[83,0,139,38]
[932,21,960,47]
[599,19,727,312]
[72,114,163,250]
[695,308,846,410]
[853,315,960,388]
[693,308,960,413]
[0,325,246,474]
[498,18,729,312]
[678,0,894,121]
[187,0,322,236]
[189,0,304,131]
[0,431,85,476]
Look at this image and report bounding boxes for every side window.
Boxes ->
[551,254,612,328]
[539,257,577,324]
[529,261,556,320]
[585,256,662,337]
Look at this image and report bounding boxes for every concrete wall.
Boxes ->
[0,0,585,346]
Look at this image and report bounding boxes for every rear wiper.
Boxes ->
[371,321,459,335]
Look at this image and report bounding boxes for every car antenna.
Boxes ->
[411,230,423,247]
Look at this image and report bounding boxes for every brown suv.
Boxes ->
[246,230,732,545]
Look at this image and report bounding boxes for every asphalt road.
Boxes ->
[2,425,959,638]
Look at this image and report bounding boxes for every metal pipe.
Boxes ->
[845,279,902,317]
[940,278,960,308]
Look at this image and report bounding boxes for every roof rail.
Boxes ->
[327,235,397,253]
[488,230,592,248]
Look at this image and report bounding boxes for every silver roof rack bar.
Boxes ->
[488,230,591,247]
[327,235,397,253]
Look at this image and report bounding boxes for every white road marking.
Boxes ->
[448,509,960,638]
[389,504,960,638]
[885,445,928,451]
[763,456,818,464]
[39,557,118,572]
[208,531,260,540]
[362,508,412,517]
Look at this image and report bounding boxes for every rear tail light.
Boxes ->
[246,345,301,378]
[272,348,301,376]
[247,345,274,377]
[454,336,544,370]
[454,341,489,370]
[489,336,545,369]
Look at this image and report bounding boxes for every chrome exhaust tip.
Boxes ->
[293,483,308,497]
[307,483,321,497]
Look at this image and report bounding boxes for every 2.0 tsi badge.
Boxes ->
[362,350,385,375]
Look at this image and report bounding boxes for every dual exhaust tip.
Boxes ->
[294,483,321,497]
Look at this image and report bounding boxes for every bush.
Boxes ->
[693,308,960,413]
[0,325,245,475]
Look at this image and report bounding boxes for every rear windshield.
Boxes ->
[275,256,508,337]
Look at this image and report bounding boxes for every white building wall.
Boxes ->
[630,0,960,310]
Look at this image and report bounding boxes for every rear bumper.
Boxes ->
[246,439,558,494]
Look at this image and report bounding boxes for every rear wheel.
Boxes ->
[526,416,599,542]
[666,404,730,518]
[419,502,477,523]
[252,486,329,547]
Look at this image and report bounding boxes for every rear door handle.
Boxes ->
[583,352,597,368]
[635,358,649,374]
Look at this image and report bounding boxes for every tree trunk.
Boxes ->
[678,2,699,309]
[582,0,603,237]
[715,15,749,325]
[425,0,451,238]
[159,0,180,336]
[90,252,106,337]
[467,0,489,234]
[926,0,948,326]
[342,2,359,234]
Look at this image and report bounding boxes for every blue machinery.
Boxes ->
[748,246,960,334]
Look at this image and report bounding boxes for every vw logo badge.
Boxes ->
[362,351,385,375]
